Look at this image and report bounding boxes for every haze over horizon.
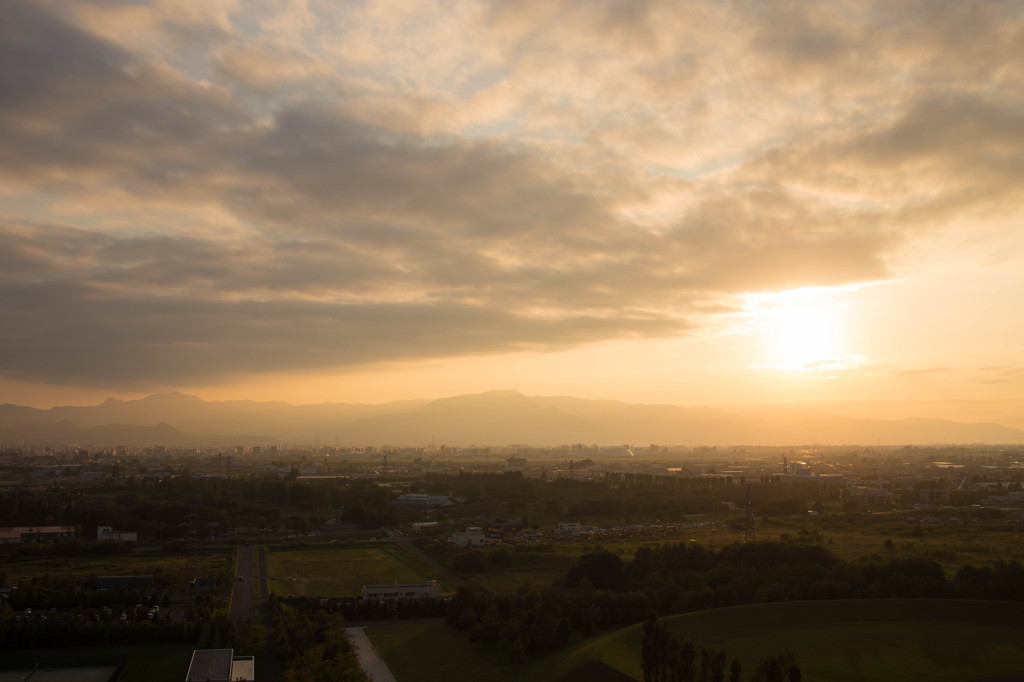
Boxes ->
[2,1,1023,423]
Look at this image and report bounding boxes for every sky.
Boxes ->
[1,0,1024,422]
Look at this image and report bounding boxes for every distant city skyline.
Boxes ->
[2,2,1022,422]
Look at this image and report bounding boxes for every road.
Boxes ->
[229,545,282,680]
[229,544,254,624]
[347,626,398,682]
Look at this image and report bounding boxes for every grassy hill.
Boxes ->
[367,599,1024,682]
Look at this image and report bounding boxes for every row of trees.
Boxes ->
[565,541,1024,608]
[642,614,800,682]
[272,607,366,682]
[0,605,226,649]
[0,476,391,542]
[281,595,446,621]
[446,540,1024,664]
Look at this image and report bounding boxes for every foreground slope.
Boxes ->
[368,599,1024,682]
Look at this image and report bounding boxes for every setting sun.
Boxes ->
[765,306,842,369]
[741,288,857,371]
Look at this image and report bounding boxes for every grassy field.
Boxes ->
[0,643,195,682]
[2,550,233,585]
[367,599,1024,682]
[266,543,443,597]
[452,514,1024,595]
[366,618,656,682]
[644,599,1024,682]
[463,545,591,593]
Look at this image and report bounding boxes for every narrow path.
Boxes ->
[347,626,398,682]
[385,528,464,588]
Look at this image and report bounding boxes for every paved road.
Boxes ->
[229,545,283,680]
[347,627,398,682]
[253,545,283,682]
[229,544,254,624]
[256,545,270,617]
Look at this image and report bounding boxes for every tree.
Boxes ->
[729,658,742,682]
[564,550,623,590]
[673,640,696,682]
[698,648,712,682]
[751,651,801,682]
[507,637,527,669]
[234,619,267,657]
[642,613,665,682]
[710,650,726,682]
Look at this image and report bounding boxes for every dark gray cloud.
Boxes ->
[0,267,685,386]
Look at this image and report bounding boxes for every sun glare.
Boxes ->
[765,305,842,369]
[743,288,854,370]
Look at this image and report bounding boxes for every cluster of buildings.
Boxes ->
[0,525,139,544]
[0,525,76,544]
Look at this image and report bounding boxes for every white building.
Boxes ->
[451,526,486,547]
[97,526,138,542]
[362,580,442,601]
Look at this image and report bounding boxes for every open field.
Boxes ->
[458,544,591,593]
[2,550,234,586]
[0,644,194,682]
[368,599,1024,682]
[266,543,443,597]
[446,513,1024,594]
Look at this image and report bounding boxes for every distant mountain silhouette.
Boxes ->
[0,419,275,448]
[1,390,1022,447]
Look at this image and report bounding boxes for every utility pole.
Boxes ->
[744,484,756,543]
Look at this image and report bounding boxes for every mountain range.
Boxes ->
[1,390,1023,448]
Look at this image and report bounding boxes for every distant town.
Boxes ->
[4,435,1024,680]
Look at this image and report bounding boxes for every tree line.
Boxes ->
[271,604,367,682]
[642,613,800,682]
[445,540,1024,664]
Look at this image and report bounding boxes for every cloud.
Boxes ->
[974,366,1024,385]
[1,0,1023,389]
[0,252,685,386]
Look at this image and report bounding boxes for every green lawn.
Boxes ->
[655,599,1024,682]
[267,544,442,597]
[466,545,590,593]
[368,600,1024,682]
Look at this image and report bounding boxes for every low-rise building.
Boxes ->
[0,525,77,544]
[452,527,486,547]
[390,493,459,510]
[186,648,255,682]
[97,526,138,542]
[362,580,442,602]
